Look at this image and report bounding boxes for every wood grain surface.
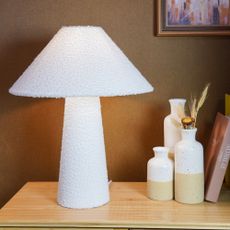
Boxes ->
[0,182,230,229]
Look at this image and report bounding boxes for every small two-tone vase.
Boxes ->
[147,147,173,201]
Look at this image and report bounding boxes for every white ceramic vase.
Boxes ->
[175,128,204,204]
[164,98,186,156]
[147,147,173,201]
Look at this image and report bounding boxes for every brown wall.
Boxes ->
[0,0,229,207]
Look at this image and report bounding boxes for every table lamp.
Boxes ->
[9,26,154,209]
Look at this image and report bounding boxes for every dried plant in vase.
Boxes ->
[174,83,210,204]
[182,83,210,129]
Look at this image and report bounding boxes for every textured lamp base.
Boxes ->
[57,97,109,209]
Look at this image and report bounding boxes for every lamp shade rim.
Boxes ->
[9,86,154,98]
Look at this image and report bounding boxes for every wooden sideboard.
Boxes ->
[0,182,229,229]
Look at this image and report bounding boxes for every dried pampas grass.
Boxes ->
[189,83,210,126]
[189,96,196,119]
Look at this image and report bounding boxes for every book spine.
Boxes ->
[225,94,230,186]
[205,122,230,202]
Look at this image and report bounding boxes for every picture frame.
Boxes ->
[156,0,230,36]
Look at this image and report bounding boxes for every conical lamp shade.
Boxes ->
[9,26,153,97]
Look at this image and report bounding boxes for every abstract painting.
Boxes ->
[156,0,230,36]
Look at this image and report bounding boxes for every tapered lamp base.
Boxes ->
[57,97,109,209]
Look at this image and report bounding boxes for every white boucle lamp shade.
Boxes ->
[9,26,153,97]
[9,26,154,209]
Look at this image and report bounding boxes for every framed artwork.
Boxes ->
[156,0,230,36]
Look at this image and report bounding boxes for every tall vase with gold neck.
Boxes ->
[174,128,204,204]
[164,98,186,158]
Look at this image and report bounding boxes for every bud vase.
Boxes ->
[175,128,204,204]
[164,98,186,157]
[147,147,173,201]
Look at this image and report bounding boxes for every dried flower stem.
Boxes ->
[189,83,210,126]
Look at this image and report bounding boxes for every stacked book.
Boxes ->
[205,94,230,202]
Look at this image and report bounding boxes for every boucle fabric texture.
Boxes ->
[57,97,109,208]
[9,26,153,98]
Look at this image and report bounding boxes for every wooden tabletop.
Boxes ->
[0,182,230,229]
